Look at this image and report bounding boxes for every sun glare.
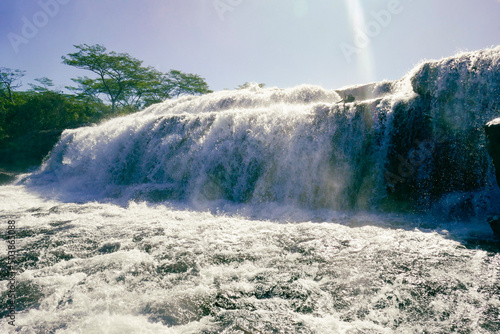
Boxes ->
[343,0,376,83]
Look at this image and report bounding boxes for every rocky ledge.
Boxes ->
[0,170,16,185]
[485,118,500,239]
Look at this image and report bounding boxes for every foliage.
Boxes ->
[62,44,147,113]
[29,77,55,93]
[0,44,213,173]
[237,82,266,89]
[0,67,25,104]
[0,89,107,172]
[62,44,212,113]
[166,70,212,98]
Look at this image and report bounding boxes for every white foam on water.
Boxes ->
[1,185,499,333]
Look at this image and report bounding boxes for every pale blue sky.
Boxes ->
[1,0,499,92]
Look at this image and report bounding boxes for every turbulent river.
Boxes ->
[1,48,500,333]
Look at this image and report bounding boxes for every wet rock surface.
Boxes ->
[485,118,500,239]
[485,118,500,186]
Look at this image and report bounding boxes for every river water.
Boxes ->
[1,185,499,333]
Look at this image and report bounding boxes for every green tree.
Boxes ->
[0,67,25,104]
[137,69,213,108]
[237,82,266,90]
[120,66,165,109]
[0,69,110,172]
[0,98,8,143]
[62,44,148,113]
[62,44,212,114]
[166,70,212,98]
[28,77,55,93]
[8,91,94,135]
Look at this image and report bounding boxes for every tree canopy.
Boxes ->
[62,44,212,113]
[0,67,25,104]
[237,82,266,90]
[29,77,55,93]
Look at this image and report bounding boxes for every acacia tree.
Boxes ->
[166,70,212,98]
[62,44,212,113]
[0,67,25,104]
[237,82,266,90]
[62,44,146,113]
[120,66,167,109]
[137,70,212,107]
[28,77,55,92]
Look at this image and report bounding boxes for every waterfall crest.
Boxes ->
[24,47,500,217]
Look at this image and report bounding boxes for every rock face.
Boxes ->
[487,216,500,240]
[485,118,500,187]
[485,118,500,239]
[0,171,16,185]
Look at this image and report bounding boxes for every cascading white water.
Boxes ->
[25,84,391,209]
[22,47,500,217]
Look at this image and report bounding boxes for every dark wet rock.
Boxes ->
[485,118,500,239]
[411,62,439,97]
[98,242,121,254]
[487,215,500,240]
[0,281,44,318]
[0,171,16,185]
[335,81,394,101]
[156,261,191,274]
[50,249,74,261]
[485,118,500,188]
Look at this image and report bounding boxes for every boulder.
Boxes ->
[485,118,500,187]
[485,118,500,239]
[487,215,500,240]
[0,171,16,185]
[411,63,438,97]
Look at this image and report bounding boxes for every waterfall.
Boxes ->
[23,47,500,217]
